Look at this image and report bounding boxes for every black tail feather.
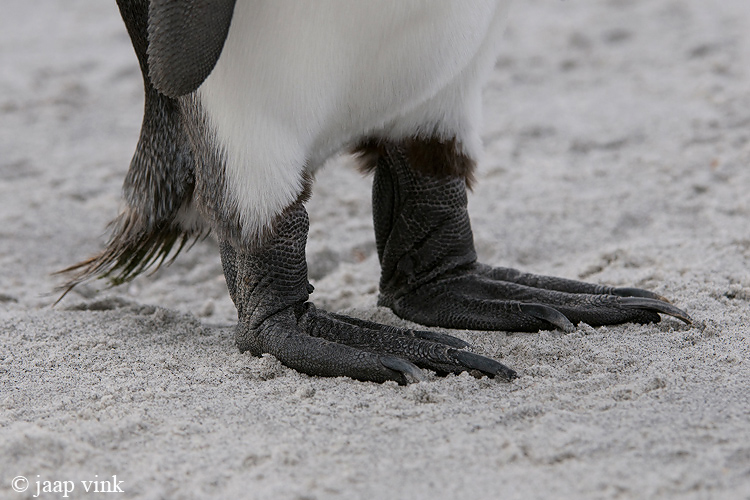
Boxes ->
[55,209,205,303]
[55,0,204,303]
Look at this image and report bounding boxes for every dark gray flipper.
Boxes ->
[148,0,237,97]
[219,199,517,384]
[58,0,201,294]
[360,141,691,332]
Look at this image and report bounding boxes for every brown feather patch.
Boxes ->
[353,137,476,189]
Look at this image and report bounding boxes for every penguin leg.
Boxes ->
[217,196,516,384]
[359,139,691,332]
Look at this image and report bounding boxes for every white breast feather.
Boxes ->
[198,0,511,241]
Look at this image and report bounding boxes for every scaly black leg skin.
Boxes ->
[219,199,517,384]
[364,140,691,332]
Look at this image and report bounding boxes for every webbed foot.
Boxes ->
[382,263,691,332]
[220,201,515,384]
[364,140,690,333]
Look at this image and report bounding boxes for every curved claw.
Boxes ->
[380,356,427,384]
[521,303,576,333]
[327,312,471,349]
[411,330,471,349]
[612,287,670,303]
[453,350,517,381]
[619,297,692,324]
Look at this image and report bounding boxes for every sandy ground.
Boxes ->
[2,1,750,499]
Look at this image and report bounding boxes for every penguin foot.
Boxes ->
[219,198,515,384]
[367,139,690,334]
[240,302,517,384]
[380,263,692,332]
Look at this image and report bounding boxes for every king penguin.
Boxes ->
[63,0,690,384]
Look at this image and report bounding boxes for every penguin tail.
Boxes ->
[54,205,207,304]
[54,0,213,304]
[55,83,205,303]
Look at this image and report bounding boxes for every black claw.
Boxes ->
[612,287,669,302]
[411,330,471,349]
[619,297,692,324]
[521,303,576,333]
[453,350,517,381]
[327,312,471,349]
[380,356,426,384]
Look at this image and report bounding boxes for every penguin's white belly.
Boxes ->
[198,0,511,238]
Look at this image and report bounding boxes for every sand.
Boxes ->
[1,0,750,498]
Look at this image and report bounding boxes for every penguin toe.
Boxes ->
[381,266,690,333]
